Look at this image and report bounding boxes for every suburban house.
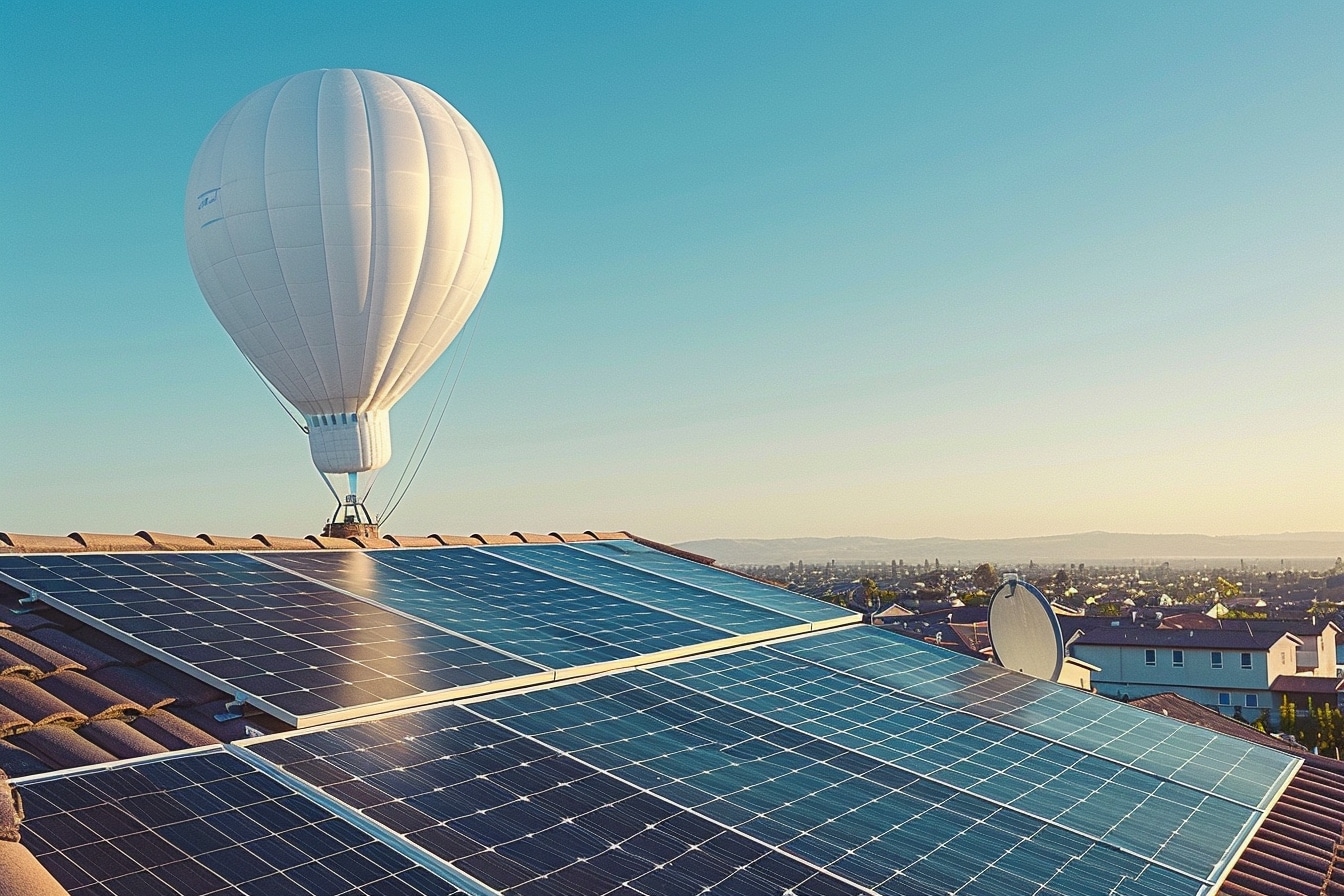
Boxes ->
[1068,621,1344,721]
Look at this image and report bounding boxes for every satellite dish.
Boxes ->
[183,69,503,501]
[987,577,1064,681]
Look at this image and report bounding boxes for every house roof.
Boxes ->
[1071,625,1298,650]
[0,529,634,554]
[1270,674,1344,694]
[0,529,1334,895]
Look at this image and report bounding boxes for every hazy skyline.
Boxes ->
[3,3,1342,541]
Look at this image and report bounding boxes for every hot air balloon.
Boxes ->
[183,69,502,530]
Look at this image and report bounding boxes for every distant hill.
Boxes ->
[675,532,1344,568]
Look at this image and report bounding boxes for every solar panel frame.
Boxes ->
[0,551,553,728]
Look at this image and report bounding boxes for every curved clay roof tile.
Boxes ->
[552,532,597,542]
[39,672,144,721]
[197,534,269,550]
[77,719,170,760]
[0,677,85,727]
[6,725,114,770]
[385,535,441,548]
[473,533,523,545]
[585,530,633,541]
[134,531,213,551]
[513,532,561,544]
[351,536,398,549]
[304,536,359,550]
[0,632,84,678]
[0,534,83,554]
[429,534,478,546]
[68,532,154,552]
[251,534,314,551]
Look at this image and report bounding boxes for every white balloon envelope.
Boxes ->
[184,68,503,477]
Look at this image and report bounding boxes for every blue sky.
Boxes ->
[2,3,1341,541]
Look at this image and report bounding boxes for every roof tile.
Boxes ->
[132,664,225,710]
[586,530,632,540]
[0,651,40,680]
[134,531,213,551]
[129,710,218,751]
[77,719,170,761]
[385,535,441,548]
[250,534,314,550]
[0,633,83,678]
[0,839,69,896]
[0,678,84,728]
[0,707,26,739]
[304,536,360,550]
[428,534,479,546]
[350,536,398,549]
[0,534,83,553]
[513,532,561,544]
[0,743,48,779]
[22,630,117,674]
[38,673,142,721]
[6,726,114,770]
[473,533,523,545]
[196,534,268,550]
[87,666,175,712]
[67,533,153,552]
[552,531,596,542]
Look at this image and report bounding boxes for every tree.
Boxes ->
[971,563,999,592]
[1280,696,1297,738]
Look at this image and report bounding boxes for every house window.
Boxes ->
[1211,651,1223,669]
[1245,694,1259,708]
[1218,693,1231,706]
[1241,653,1252,669]
[1172,650,1184,668]
[1144,649,1156,666]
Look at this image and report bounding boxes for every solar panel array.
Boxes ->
[15,750,464,895]
[0,545,1300,894]
[234,626,1296,896]
[0,543,853,726]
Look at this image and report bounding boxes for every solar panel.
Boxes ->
[569,540,851,625]
[13,750,468,895]
[0,552,547,727]
[245,704,868,896]
[491,543,852,631]
[235,625,1295,896]
[265,546,842,676]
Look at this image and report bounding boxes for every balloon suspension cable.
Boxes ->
[362,333,464,509]
[247,358,309,433]
[379,303,487,524]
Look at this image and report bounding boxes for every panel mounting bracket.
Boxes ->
[214,698,248,722]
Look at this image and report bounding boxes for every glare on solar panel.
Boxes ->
[0,552,549,727]
[263,545,849,681]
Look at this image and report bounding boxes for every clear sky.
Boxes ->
[2,3,1341,542]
